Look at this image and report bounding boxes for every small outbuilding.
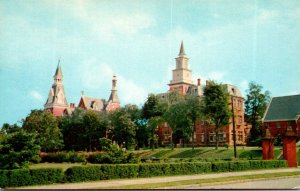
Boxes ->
[262,94,300,167]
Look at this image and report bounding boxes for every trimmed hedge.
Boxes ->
[0,168,63,188]
[0,160,288,188]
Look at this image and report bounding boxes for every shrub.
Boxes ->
[30,168,64,185]
[212,161,230,172]
[41,152,86,163]
[249,160,287,169]
[64,166,103,182]
[0,168,63,188]
[0,170,9,188]
[138,163,167,177]
[228,161,250,171]
[9,169,32,187]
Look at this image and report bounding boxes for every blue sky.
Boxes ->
[1,0,300,126]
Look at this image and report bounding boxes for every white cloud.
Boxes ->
[29,90,44,101]
[118,76,148,106]
[79,60,114,89]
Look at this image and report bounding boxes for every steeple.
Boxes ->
[106,75,121,112]
[108,75,119,103]
[44,60,69,116]
[54,59,63,77]
[178,41,186,56]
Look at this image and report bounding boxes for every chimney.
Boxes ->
[197,78,201,86]
[70,103,75,108]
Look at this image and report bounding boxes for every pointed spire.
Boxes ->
[54,59,63,77]
[178,41,186,56]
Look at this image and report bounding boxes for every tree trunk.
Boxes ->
[192,121,195,150]
[215,129,219,150]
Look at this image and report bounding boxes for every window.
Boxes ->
[201,134,204,142]
[276,123,281,129]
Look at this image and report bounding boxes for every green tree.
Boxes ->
[60,109,109,151]
[110,110,136,150]
[203,82,231,149]
[244,82,270,146]
[123,104,149,149]
[142,94,165,149]
[164,100,192,148]
[22,110,63,152]
[0,129,40,169]
[185,95,203,149]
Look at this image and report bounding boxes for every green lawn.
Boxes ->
[134,146,284,161]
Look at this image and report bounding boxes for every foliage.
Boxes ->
[142,94,167,149]
[99,137,112,151]
[41,152,86,163]
[244,82,270,146]
[123,104,150,149]
[0,168,63,188]
[64,164,139,182]
[0,129,40,170]
[60,109,109,151]
[203,82,231,149]
[164,100,192,148]
[109,110,136,149]
[22,109,63,152]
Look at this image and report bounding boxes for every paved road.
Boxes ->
[188,176,300,189]
[20,168,300,189]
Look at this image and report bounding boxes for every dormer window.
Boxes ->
[232,88,235,94]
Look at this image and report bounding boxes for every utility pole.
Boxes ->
[231,96,237,158]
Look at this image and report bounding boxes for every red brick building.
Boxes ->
[262,95,300,167]
[157,42,250,147]
[45,62,120,116]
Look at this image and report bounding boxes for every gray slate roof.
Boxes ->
[263,94,300,122]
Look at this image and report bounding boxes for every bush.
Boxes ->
[64,166,103,182]
[0,170,9,188]
[41,152,86,163]
[0,168,63,188]
[138,163,168,177]
[249,160,287,169]
[212,161,230,172]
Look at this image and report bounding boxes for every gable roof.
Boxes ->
[263,94,300,122]
[79,96,106,111]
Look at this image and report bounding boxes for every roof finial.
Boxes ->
[81,90,84,96]
[179,41,186,56]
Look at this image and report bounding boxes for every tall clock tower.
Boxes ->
[168,41,194,94]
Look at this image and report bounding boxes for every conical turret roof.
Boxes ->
[54,60,63,77]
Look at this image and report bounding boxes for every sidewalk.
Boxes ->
[20,168,300,189]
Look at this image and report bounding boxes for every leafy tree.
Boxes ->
[0,129,40,169]
[60,108,86,151]
[109,110,136,150]
[142,94,166,149]
[244,82,270,146]
[22,110,63,152]
[123,104,149,149]
[164,100,192,148]
[203,82,231,149]
[185,95,203,149]
[83,110,108,151]
[60,109,109,151]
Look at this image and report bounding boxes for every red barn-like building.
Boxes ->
[262,95,300,167]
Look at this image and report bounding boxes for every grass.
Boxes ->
[97,171,300,189]
[135,146,284,161]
